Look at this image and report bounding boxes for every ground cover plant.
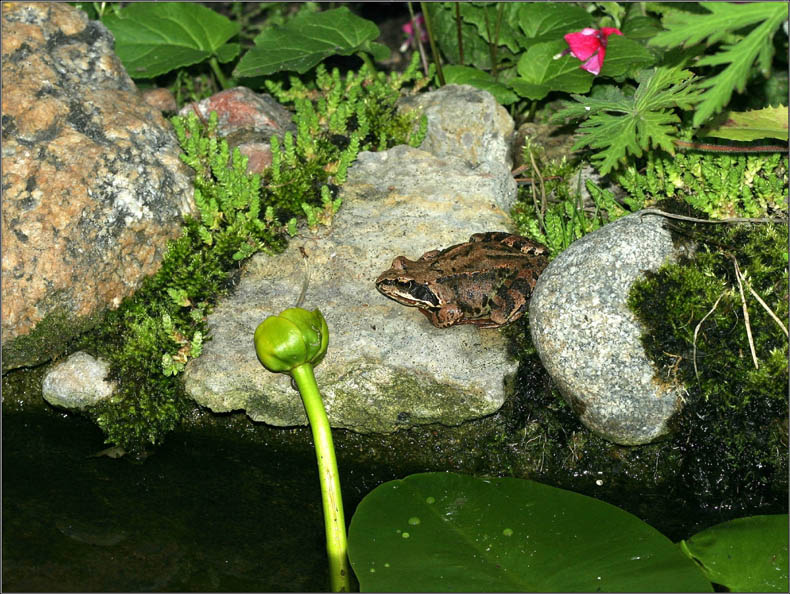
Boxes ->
[46,2,788,590]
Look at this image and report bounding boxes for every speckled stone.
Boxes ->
[42,351,116,411]
[529,212,693,445]
[1,2,194,370]
[178,86,294,139]
[399,84,515,168]
[184,87,521,433]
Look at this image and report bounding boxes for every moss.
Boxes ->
[2,308,103,373]
[629,221,788,509]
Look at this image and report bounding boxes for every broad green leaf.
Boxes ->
[517,2,593,49]
[513,41,594,100]
[599,34,657,78]
[234,7,379,77]
[457,2,526,53]
[102,2,239,78]
[679,515,788,592]
[648,2,788,127]
[703,106,789,142]
[349,472,713,593]
[443,65,518,105]
[621,15,663,41]
[426,3,501,70]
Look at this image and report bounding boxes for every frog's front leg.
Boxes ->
[487,281,530,326]
[419,304,465,328]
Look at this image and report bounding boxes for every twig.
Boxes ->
[741,269,789,338]
[527,147,547,217]
[693,292,726,379]
[638,208,783,225]
[732,257,759,369]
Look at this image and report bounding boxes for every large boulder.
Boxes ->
[184,85,521,432]
[1,3,194,370]
[529,212,693,445]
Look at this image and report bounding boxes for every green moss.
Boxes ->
[629,221,788,508]
[2,308,102,373]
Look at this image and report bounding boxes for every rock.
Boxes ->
[184,86,521,432]
[529,211,693,445]
[179,86,295,139]
[1,2,194,371]
[141,88,177,112]
[42,351,116,411]
[179,87,295,175]
[399,83,514,168]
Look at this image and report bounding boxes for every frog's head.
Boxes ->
[375,256,440,309]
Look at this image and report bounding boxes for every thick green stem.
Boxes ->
[291,364,350,592]
[209,56,231,90]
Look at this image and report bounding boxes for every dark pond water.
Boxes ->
[2,410,397,592]
[3,386,785,591]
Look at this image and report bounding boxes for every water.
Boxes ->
[2,411,365,592]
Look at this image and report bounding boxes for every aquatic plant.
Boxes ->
[254,307,349,592]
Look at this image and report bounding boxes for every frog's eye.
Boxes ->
[407,283,440,307]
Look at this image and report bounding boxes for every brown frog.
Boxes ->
[375,232,549,328]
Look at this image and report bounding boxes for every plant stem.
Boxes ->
[420,2,445,85]
[290,363,350,592]
[209,56,231,90]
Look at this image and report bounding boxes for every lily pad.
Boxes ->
[348,472,713,592]
[679,514,788,592]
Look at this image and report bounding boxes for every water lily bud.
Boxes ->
[254,307,329,373]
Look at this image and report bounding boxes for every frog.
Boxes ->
[375,231,549,328]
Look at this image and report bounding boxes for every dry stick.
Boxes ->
[693,292,726,379]
[527,147,547,217]
[745,279,789,338]
[408,3,429,77]
[732,257,759,369]
[638,208,783,225]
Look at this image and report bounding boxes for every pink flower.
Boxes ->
[400,14,427,52]
[563,27,622,75]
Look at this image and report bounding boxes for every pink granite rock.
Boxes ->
[1,3,195,371]
[180,87,295,175]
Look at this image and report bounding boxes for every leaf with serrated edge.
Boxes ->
[234,7,379,77]
[103,2,239,78]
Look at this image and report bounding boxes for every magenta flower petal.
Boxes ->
[564,27,623,75]
[564,28,602,61]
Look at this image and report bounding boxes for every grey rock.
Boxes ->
[42,351,116,411]
[400,83,515,169]
[529,211,692,445]
[185,87,522,432]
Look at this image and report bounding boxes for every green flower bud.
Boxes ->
[254,307,329,373]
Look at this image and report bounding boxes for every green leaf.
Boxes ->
[512,41,594,100]
[443,65,518,105]
[679,515,788,592]
[102,2,239,78]
[554,66,701,174]
[517,2,593,49]
[457,2,526,53]
[599,34,657,78]
[234,7,379,77]
[426,3,500,70]
[349,472,713,593]
[703,106,789,142]
[648,2,788,127]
